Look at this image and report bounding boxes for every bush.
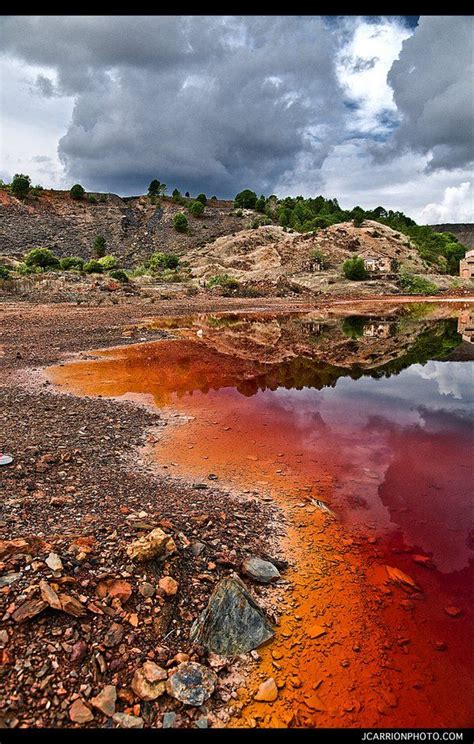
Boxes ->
[189,200,205,217]
[235,209,243,217]
[59,256,84,271]
[309,249,329,270]
[70,183,85,200]
[88,194,97,204]
[0,265,10,279]
[24,247,60,270]
[149,252,180,271]
[234,189,257,209]
[399,272,438,295]
[83,260,104,274]
[173,213,188,232]
[92,235,107,258]
[109,269,129,283]
[343,256,369,280]
[98,254,118,270]
[352,214,364,227]
[196,193,207,205]
[255,196,266,213]
[208,274,240,290]
[210,195,217,201]
[11,174,31,199]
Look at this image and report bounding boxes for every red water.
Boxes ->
[48,311,474,728]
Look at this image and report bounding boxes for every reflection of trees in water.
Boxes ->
[232,319,461,397]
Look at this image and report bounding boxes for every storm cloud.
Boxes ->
[0,15,472,218]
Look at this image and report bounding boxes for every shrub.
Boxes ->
[70,184,85,200]
[24,247,60,270]
[210,195,217,201]
[352,214,364,227]
[92,235,107,258]
[235,209,243,217]
[98,254,118,270]
[255,196,266,213]
[189,200,205,217]
[149,252,180,271]
[88,194,98,204]
[11,174,31,199]
[173,213,188,232]
[208,274,240,290]
[109,269,129,283]
[196,193,207,205]
[234,189,257,209]
[399,272,438,295]
[185,191,190,198]
[343,256,369,280]
[309,249,329,270]
[60,256,84,271]
[83,260,104,274]
[0,265,10,279]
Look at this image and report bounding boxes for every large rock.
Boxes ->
[91,685,117,717]
[166,662,216,706]
[126,528,176,562]
[190,575,274,655]
[241,557,280,583]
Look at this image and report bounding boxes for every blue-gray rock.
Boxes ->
[190,575,274,655]
[241,557,281,583]
[166,662,216,706]
[162,711,177,729]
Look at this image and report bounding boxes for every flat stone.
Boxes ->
[162,711,177,728]
[59,593,87,617]
[104,622,124,647]
[45,552,63,572]
[96,579,132,603]
[91,685,117,717]
[69,699,94,723]
[166,662,216,706]
[241,557,280,584]
[39,579,62,610]
[254,677,278,702]
[12,598,48,623]
[0,572,21,588]
[139,582,155,597]
[126,528,176,562]
[190,575,274,655]
[131,664,167,701]
[112,713,144,729]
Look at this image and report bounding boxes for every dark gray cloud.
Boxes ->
[0,15,472,201]
[387,15,473,171]
[1,15,347,196]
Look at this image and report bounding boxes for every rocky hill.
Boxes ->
[186,221,430,292]
[0,189,248,266]
[430,224,474,249]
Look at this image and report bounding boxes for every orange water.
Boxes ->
[48,310,473,727]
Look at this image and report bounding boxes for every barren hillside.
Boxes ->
[0,190,249,265]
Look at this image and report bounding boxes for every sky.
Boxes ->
[0,15,472,223]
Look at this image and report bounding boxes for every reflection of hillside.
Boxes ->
[154,310,462,374]
[51,311,465,406]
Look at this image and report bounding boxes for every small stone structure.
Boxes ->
[459,250,474,279]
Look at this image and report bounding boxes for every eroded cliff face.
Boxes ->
[0,190,246,265]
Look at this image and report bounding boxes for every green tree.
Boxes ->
[196,193,207,205]
[173,213,188,232]
[24,247,60,270]
[148,179,166,197]
[234,189,257,209]
[172,188,181,199]
[11,174,31,199]
[92,235,107,258]
[255,195,266,213]
[70,183,85,200]
[343,256,369,280]
[189,200,205,217]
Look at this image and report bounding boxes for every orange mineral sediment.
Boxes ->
[48,310,474,728]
